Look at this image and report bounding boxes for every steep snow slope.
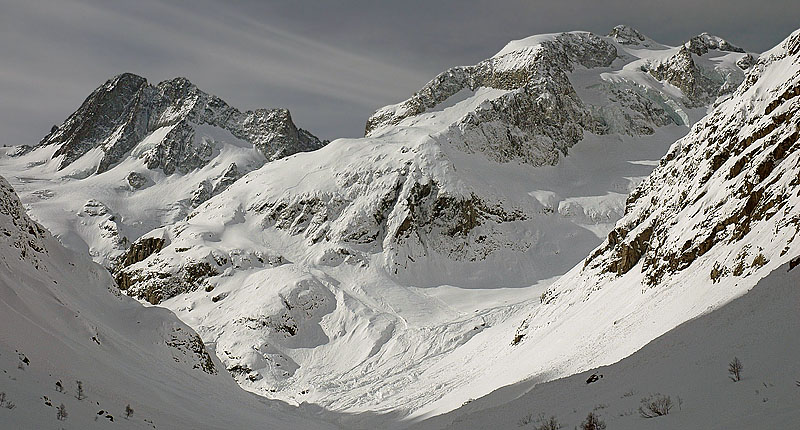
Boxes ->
[412,261,800,430]
[404,27,800,418]
[0,73,323,267]
[85,27,759,417]
[0,176,335,429]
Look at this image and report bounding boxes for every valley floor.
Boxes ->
[407,262,800,430]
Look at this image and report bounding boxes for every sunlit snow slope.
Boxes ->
[413,261,800,430]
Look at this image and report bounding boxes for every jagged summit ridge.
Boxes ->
[365,32,619,138]
[40,72,323,174]
[367,28,753,166]
[607,25,650,46]
[685,32,745,55]
[1,73,325,267]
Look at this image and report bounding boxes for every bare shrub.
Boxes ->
[638,394,672,418]
[581,412,606,430]
[56,403,68,421]
[535,414,562,430]
[729,357,743,382]
[75,380,85,400]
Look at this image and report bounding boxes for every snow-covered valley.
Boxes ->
[1,24,799,429]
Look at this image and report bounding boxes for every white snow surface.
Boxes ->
[412,261,800,430]
[0,176,335,430]
[1,123,266,267]
[1,26,791,430]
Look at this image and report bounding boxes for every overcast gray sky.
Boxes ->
[1,0,798,144]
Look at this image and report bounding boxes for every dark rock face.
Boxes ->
[0,176,49,267]
[736,54,757,70]
[115,246,289,304]
[191,181,213,208]
[187,163,240,208]
[117,236,166,269]
[78,200,129,255]
[116,259,220,305]
[126,172,148,189]
[47,73,150,171]
[165,331,217,374]
[211,163,239,195]
[40,73,324,175]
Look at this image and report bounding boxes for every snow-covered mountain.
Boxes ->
[0,175,335,429]
[115,27,751,299]
[398,27,800,418]
[31,26,754,417]
[1,73,323,267]
[3,23,797,429]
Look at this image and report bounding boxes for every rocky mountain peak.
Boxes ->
[39,73,324,175]
[685,32,745,56]
[365,32,618,137]
[46,72,149,170]
[607,25,649,45]
[642,36,752,106]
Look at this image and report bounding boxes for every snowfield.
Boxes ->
[0,176,336,429]
[412,260,800,430]
[1,24,798,430]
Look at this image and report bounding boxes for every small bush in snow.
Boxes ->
[638,393,672,418]
[534,414,562,430]
[56,403,68,421]
[75,380,85,400]
[580,412,606,430]
[729,357,743,382]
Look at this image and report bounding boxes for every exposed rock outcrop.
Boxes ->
[0,177,49,267]
[366,33,633,167]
